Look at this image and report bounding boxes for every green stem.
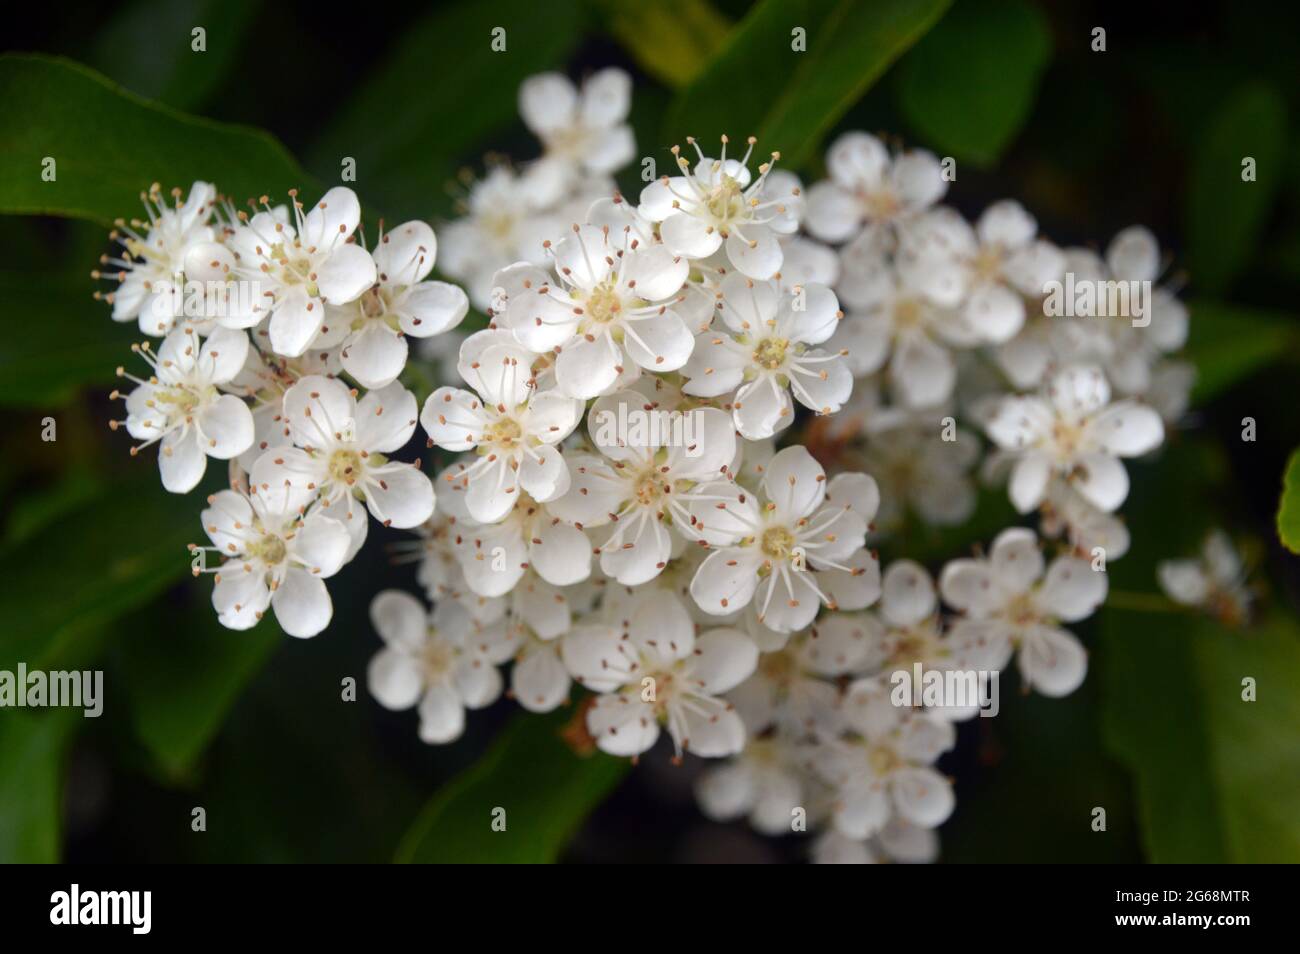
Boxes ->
[1105,590,1183,613]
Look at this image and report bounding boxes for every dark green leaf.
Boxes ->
[395,709,629,862]
[665,0,952,167]
[894,0,1050,167]
[595,0,731,88]
[1186,82,1288,295]
[0,54,315,224]
[0,708,79,862]
[1277,449,1300,554]
[1184,299,1298,403]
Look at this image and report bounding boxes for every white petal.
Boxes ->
[690,628,759,694]
[197,394,255,459]
[418,685,466,744]
[342,322,407,389]
[374,220,436,285]
[881,560,936,627]
[762,445,826,520]
[355,381,419,452]
[367,648,422,710]
[366,464,435,528]
[159,427,207,493]
[513,646,570,712]
[519,444,571,503]
[1019,625,1088,697]
[272,566,333,638]
[316,243,376,304]
[1039,556,1107,622]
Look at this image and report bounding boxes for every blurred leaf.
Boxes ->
[0,708,79,862]
[1101,610,1300,862]
[87,0,259,111]
[308,0,584,221]
[596,0,731,88]
[0,267,139,407]
[0,474,195,671]
[1184,299,1298,402]
[2,468,102,547]
[1186,82,1287,295]
[666,0,951,167]
[118,595,280,780]
[1278,450,1300,553]
[396,710,629,862]
[894,0,1050,167]
[0,54,314,224]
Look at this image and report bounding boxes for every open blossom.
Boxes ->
[694,731,807,835]
[94,181,219,335]
[547,391,736,585]
[985,364,1164,513]
[224,186,376,357]
[639,135,802,280]
[261,375,434,557]
[682,274,851,439]
[114,326,255,493]
[367,590,515,744]
[940,528,1108,697]
[562,586,758,758]
[499,221,693,398]
[519,68,635,200]
[505,574,575,713]
[812,819,940,865]
[1157,530,1252,625]
[687,446,879,633]
[812,682,956,838]
[331,220,468,389]
[421,337,583,523]
[194,458,350,637]
[804,131,946,246]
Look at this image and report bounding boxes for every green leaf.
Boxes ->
[1186,82,1288,295]
[1184,299,1298,403]
[118,596,280,780]
[1277,449,1300,554]
[87,0,259,111]
[0,474,196,672]
[0,708,79,863]
[0,53,314,224]
[395,710,629,863]
[2,469,102,547]
[307,0,584,221]
[1100,610,1300,862]
[894,0,1050,167]
[0,267,140,408]
[665,0,952,168]
[595,0,731,88]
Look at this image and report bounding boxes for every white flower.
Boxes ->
[985,364,1164,513]
[940,528,1108,697]
[1157,530,1252,626]
[681,275,851,439]
[224,186,377,357]
[331,220,468,388]
[638,135,801,280]
[194,462,351,637]
[114,326,255,493]
[547,391,737,585]
[421,338,582,523]
[367,590,516,744]
[813,683,956,837]
[499,221,693,398]
[506,574,574,713]
[519,69,635,198]
[1040,477,1131,561]
[94,181,219,336]
[687,445,879,632]
[857,413,979,529]
[262,375,434,557]
[695,732,807,835]
[812,820,939,864]
[804,132,945,246]
[899,202,1065,343]
[562,585,758,759]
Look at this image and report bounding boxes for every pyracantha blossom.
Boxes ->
[519,68,636,200]
[803,132,946,247]
[854,414,979,529]
[940,528,1108,697]
[193,465,350,637]
[547,391,737,584]
[367,590,515,744]
[1157,529,1253,626]
[694,731,807,835]
[811,820,939,865]
[504,574,575,713]
[812,683,956,838]
[639,135,802,280]
[681,274,851,439]
[223,186,377,357]
[688,445,879,633]
[421,338,583,523]
[114,326,255,493]
[94,181,219,335]
[331,220,469,389]
[985,364,1164,514]
[499,221,693,398]
[263,375,434,557]
[562,586,758,758]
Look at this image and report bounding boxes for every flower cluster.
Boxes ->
[98,69,1224,863]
